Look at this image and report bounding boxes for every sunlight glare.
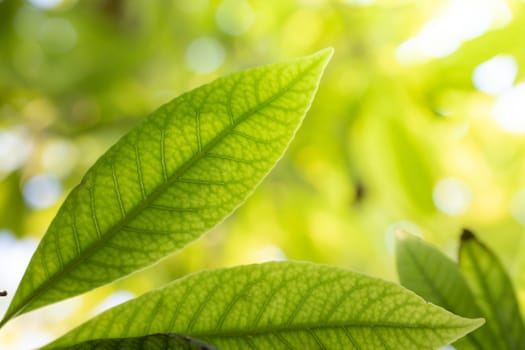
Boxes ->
[472,55,517,95]
[23,174,63,210]
[493,83,525,133]
[216,0,255,36]
[0,230,38,314]
[91,291,136,316]
[28,0,61,9]
[41,139,78,178]
[433,177,472,215]
[186,37,225,74]
[252,245,287,263]
[396,0,510,65]
[0,129,33,179]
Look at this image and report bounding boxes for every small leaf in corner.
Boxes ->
[395,231,496,349]
[459,229,525,349]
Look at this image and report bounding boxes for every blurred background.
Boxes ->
[1,0,525,348]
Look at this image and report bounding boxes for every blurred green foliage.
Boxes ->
[1,0,525,329]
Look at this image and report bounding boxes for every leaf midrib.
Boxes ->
[188,319,478,339]
[403,243,452,310]
[6,58,321,322]
[49,320,479,349]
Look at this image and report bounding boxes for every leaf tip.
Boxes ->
[305,47,334,68]
[460,228,476,242]
[466,316,486,333]
[315,47,334,62]
[394,230,424,245]
[444,316,485,346]
[395,229,411,241]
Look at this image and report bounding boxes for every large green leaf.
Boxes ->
[44,261,483,350]
[52,333,217,350]
[0,49,333,326]
[395,232,495,350]
[459,230,525,349]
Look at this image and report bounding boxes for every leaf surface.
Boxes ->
[45,261,483,350]
[459,230,525,349]
[51,333,217,350]
[0,48,333,326]
[395,232,494,350]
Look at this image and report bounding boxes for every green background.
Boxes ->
[0,0,524,347]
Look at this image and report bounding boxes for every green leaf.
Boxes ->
[395,232,495,350]
[459,229,525,349]
[44,261,483,350]
[51,333,217,350]
[0,49,333,326]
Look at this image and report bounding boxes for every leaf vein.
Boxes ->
[274,333,295,349]
[88,187,102,239]
[342,327,360,349]
[308,328,326,350]
[121,226,175,235]
[134,144,146,200]
[196,110,202,152]
[230,130,273,145]
[54,232,64,270]
[70,207,82,255]
[226,76,242,125]
[215,277,265,331]
[146,204,200,212]
[177,178,226,186]
[251,276,299,328]
[186,280,222,332]
[206,152,255,164]
[111,162,126,218]
[160,129,168,182]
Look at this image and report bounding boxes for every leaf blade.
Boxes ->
[44,261,483,350]
[1,48,333,325]
[459,230,525,349]
[395,232,495,350]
